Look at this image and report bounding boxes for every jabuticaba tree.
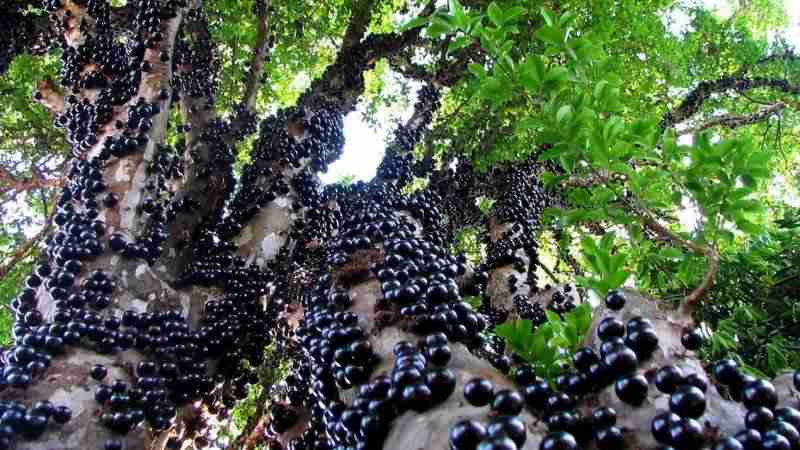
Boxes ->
[2,0,800,450]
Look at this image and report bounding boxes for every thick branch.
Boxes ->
[298,0,436,113]
[388,53,434,82]
[677,102,786,136]
[341,0,378,48]
[375,84,442,184]
[661,77,800,130]
[7,2,194,448]
[166,2,437,274]
[389,43,482,88]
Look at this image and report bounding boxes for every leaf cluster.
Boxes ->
[495,302,593,381]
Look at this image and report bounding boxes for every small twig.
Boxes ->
[0,163,65,197]
[563,170,719,319]
[227,387,271,450]
[240,0,273,112]
[539,261,560,284]
[640,215,719,316]
[661,77,800,130]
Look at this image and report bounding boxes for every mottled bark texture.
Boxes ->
[12,1,190,448]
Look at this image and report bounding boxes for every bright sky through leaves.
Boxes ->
[327,0,800,186]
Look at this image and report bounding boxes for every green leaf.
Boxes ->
[563,302,593,348]
[487,2,503,26]
[559,12,577,29]
[427,19,451,37]
[448,35,473,54]
[545,309,561,324]
[480,76,510,106]
[607,270,631,289]
[545,66,569,83]
[519,55,545,90]
[735,218,762,234]
[556,105,573,123]
[535,26,564,47]
[573,303,594,337]
[540,8,556,26]
[495,322,516,342]
[659,247,683,259]
[505,7,527,23]
[449,0,464,17]
[464,296,482,309]
[400,16,430,32]
[593,80,609,100]
[468,63,486,78]
[540,171,565,187]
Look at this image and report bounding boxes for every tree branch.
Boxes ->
[0,209,54,279]
[677,102,787,136]
[221,0,275,143]
[388,53,434,82]
[164,0,437,276]
[754,50,800,67]
[638,209,719,317]
[0,167,64,197]
[540,261,560,284]
[342,0,378,48]
[661,77,800,130]
[0,153,66,198]
[562,170,718,319]
[240,0,274,113]
[389,42,483,88]
[297,0,436,113]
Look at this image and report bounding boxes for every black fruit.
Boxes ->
[669,385,706,419]
[450,419,488,450]
[491,390,524,415]
[464,378,495,407]
[604,291,626,310]
[681,328,705,350]
[655,365,685,394]
[540,431,578,450]
[615,374,648,406]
